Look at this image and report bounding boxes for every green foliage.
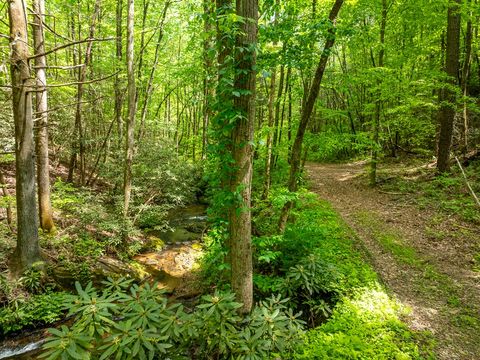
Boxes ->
[294,288,434,359]
[252,194,377,326]
[249,191,433,357]
[41,279,304,360]
[307,131,372,162]
[19,262,47,294]
[0,292,67,336]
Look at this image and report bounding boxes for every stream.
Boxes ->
[0,204,207,360]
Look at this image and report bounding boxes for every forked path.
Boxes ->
[306,162,480,360]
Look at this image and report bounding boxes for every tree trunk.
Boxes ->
[32,0,54,232]
[0,170,13,232]
[138,1,170,141]
[67,0,101,184]
[262,69,276,199]
[123,0,136,218]
[114,0,124,147]
[202,0,216,160]
[272,63,285,169]
[229,0,257,314]
[460,0,472,156]
[9,0,41,272]
[278,0,344,233]
[437,0,461,173]
[369,0,387,186]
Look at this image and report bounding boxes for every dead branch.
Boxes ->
[32,64,86,70]
[40,71,119,88]
[28,37,114,60]
[34,96,105,115]
[454,156,480,208]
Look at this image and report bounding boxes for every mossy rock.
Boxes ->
[143,235,165,251]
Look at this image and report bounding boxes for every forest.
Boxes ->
[0,0,479,358]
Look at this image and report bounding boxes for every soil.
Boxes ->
[306,161,480,360]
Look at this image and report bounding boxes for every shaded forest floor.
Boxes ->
[306,161,480,360]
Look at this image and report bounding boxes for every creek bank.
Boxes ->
[0,204,208,359]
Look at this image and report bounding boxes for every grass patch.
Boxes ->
[354,211,423,267]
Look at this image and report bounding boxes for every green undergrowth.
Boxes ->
[0,263,68,337]
[281,196,434,359]
[0,292,67,337]
[202,190,434,358]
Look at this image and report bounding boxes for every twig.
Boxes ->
[40,72,119,88]
[455,156,480,208]
[378,190,407,195]
[28,37,114,60]
[34,96,105,115]
[132,192,159,226]
[32,64,86,70]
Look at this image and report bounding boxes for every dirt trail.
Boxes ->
[306,161,480,360]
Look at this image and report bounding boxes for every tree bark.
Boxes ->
[278,0,344,233]
[229,0,258,314]
[123,0,136,218]
[437,0,461,173]
[32,0,54,232]
[9,0,41,272]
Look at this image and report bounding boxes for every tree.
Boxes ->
[67,0,102,184]
[32,0,55,232]
[262,69,276,200]
[229,0,258,313]
[8,0,41,271]
[278,0,344,233]
[437,0,461,173]
[138,0,171,141]
[114,0,124,147]
[369,0,388,186]
[123,0,136,218]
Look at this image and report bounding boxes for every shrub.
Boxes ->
[41,279,305,360]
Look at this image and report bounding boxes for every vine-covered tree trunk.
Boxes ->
[278,0,344,233]
[123,0,136,218]
[437,0,461,173]
[32,0,55,232]
[9,0,41,271]
[229,0,258,314]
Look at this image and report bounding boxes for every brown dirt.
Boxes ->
[306,161,480,360]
